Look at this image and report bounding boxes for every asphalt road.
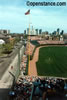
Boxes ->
[0,55,15,79]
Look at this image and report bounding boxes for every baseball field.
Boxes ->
[36,46,67,77]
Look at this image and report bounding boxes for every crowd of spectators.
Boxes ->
[9,76,67,100]
[29,36,42,41]
[9,76,33,100]
[25,42,35,55]
[38,40,64,45]
[32,77,67,100]
[28,36,64,45]
[20,54,27,75]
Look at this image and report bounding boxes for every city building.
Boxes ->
[25,27,42,35]
[53,36,60,41]
[33,29,36,35]
[56,28,60,35]
[26,26,37,35]
[56,31,59,35]
[39,29,42,35]
[0,34,9,43]
[0,39,5,44]
[0,29,10,34]
[24,30,26,34]
[26,28,29,35]
[49,36,53,40]
[35,29,38,35]
[60,35,64,41]
[52,31,56,35]
[60,30,64,35]
[31,26,36,35]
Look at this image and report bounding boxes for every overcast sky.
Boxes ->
[0,0,67,33]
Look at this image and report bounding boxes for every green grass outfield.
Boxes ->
[36,46,67,77]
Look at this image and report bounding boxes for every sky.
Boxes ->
[0,0,67,33]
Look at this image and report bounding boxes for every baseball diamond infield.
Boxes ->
[29,46,67,77]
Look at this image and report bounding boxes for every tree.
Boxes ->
[14,37,20,44]
[3,43,13,54]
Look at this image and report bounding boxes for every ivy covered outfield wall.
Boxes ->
[25,55,29,75]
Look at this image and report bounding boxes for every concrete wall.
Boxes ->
[1,45,25,87]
